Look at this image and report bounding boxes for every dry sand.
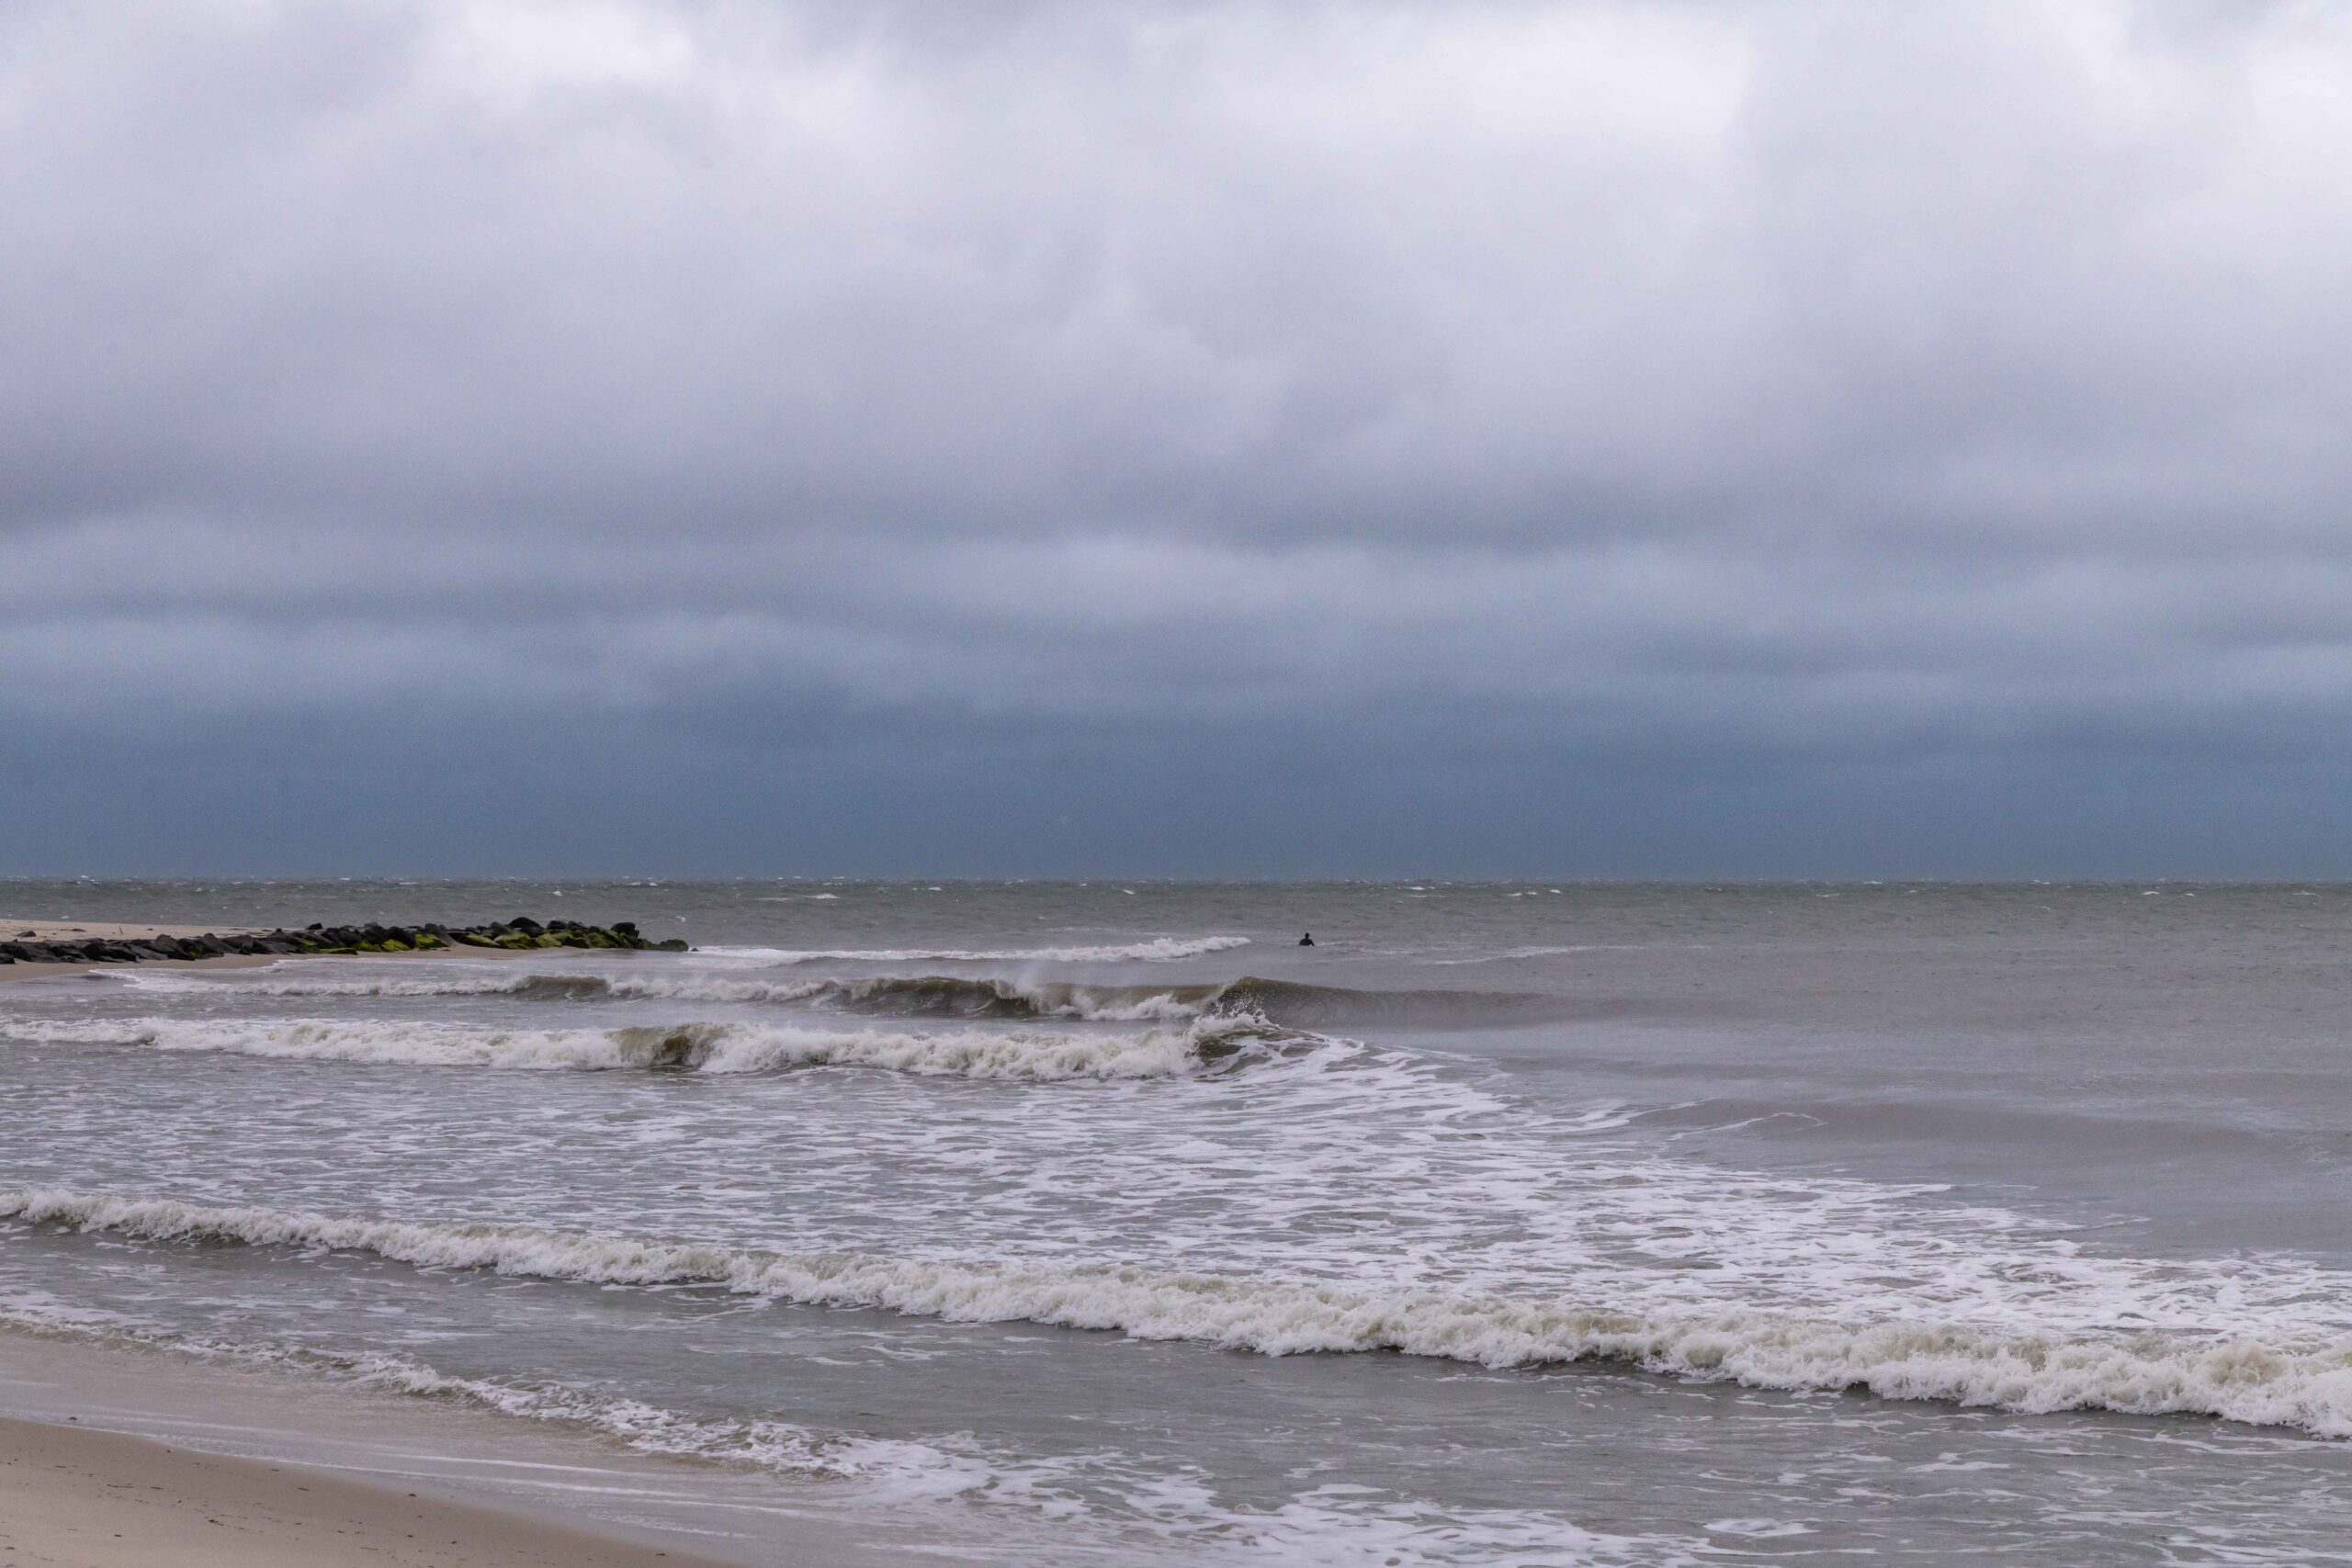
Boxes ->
[0,920,274,986]
[0,1415,741,1568]
[0,922,262,943]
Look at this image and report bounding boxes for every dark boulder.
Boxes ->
[34,913,675,964]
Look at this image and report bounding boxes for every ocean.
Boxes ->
[2,878,2348,1563]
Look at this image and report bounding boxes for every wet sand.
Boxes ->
[0,1414,738,1568]
[0,1327,926,1567]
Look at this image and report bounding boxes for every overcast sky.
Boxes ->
[6,0,2351,876]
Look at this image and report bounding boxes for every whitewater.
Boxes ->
[6,879,2352,1564]
[38,1013,1278,1077]
[11,1188,2352,1438]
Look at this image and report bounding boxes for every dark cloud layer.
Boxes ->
[6,1,2351,875]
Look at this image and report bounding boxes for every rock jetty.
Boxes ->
[0,917,687,966]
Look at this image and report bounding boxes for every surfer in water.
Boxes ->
[1298,932,1315,946]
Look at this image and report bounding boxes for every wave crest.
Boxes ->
[119,966,1571,1028]
[42,1014,1287,1079]
[10,1189,2352,1438]
[699,935,1252,964]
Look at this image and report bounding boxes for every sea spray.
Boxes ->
[36,1013,1292,1079]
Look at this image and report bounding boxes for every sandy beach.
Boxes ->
[0,922,261,943]
[0,1414,734,1568]
[0,1325,924,1567]
[0,922,272,985]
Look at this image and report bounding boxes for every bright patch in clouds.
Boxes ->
[4,1,2350,875]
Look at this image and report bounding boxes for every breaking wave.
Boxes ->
[123,967,1207,1019]
[119,966,1587,1028]
[775,975,1590,1028]
[40,1014,1292,1079]
[695,935,1252,964]
[10,1189,2352,1439]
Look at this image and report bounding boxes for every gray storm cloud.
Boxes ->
[4,1,2350,874]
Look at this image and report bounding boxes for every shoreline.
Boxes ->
[0,920,888,1562]
[0,1412,738,1568]
[0,1326,925,1567]
[0,920,269,984]
[0,954,287,984]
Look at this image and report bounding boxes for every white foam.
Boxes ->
[696,936,1251,964]
[0,1292,1036,1498]
[10,1189,2352,1439]
[40,1015,1271,1079]
[116,967,594,1000]
[1421,946,1603,965]
[0,1289,1703,1564]
[118,966,1212,1020]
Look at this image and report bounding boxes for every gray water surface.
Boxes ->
[3,879,2349,1563]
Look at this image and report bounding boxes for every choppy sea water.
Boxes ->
[3,879,2351,1564]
